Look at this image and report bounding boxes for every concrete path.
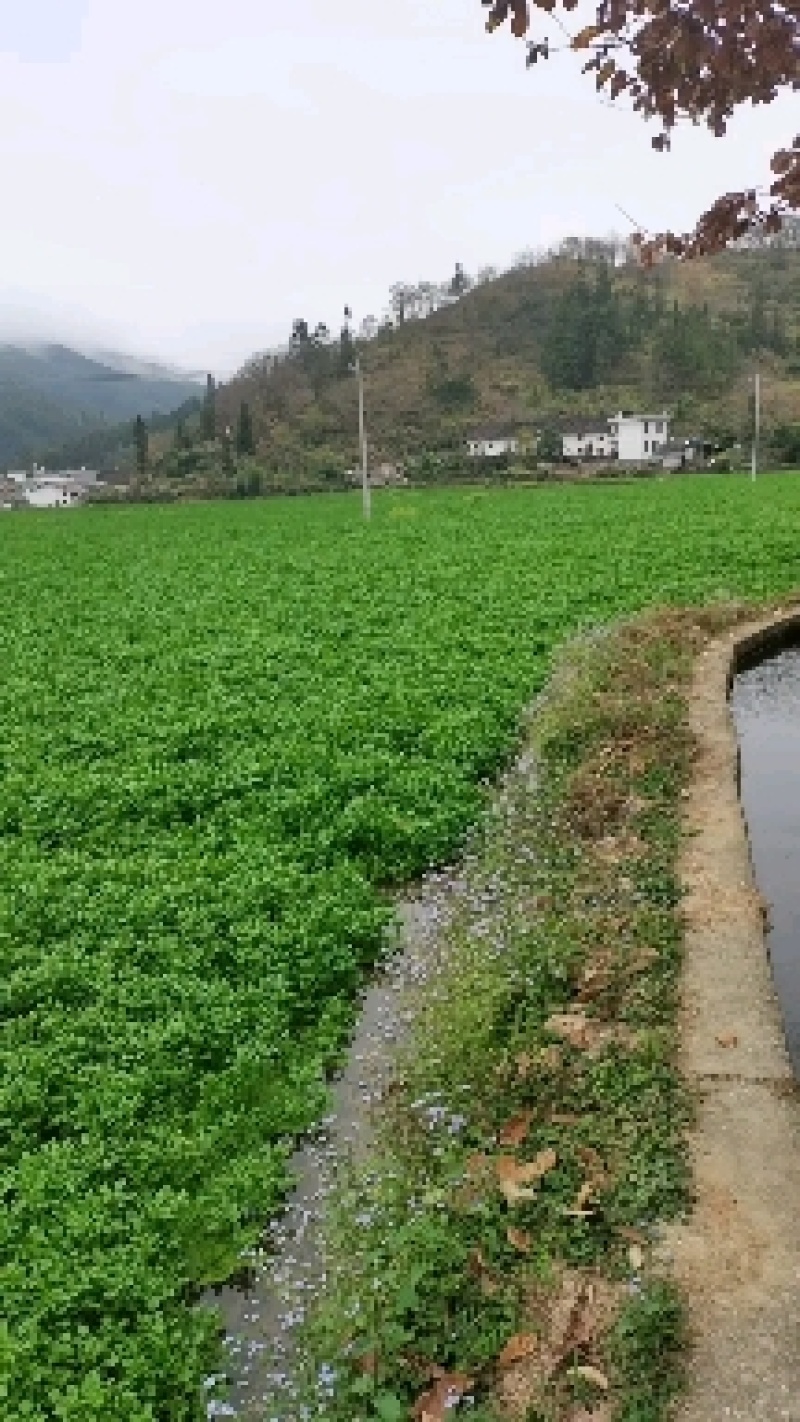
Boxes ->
[665,611,800,1421]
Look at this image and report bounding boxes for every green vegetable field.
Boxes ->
[2,477,799,1420]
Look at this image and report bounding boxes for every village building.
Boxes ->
[559,418,619,461]
[558,411,671,463]
[24,479,87,508]
[466,425,538,458]
[609,411,670,462]
[3,466,104,508]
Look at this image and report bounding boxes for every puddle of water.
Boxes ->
[731,644,800,1075]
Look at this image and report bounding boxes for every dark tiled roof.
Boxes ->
[466,427,531,441]
[556,417,613,437]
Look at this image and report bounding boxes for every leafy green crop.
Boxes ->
[1,478,799,1419]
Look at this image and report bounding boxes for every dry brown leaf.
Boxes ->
[539,1044,563,1071]
[576,1146,604,1174]
[495,1150,558,1204]
[628,1243,644,1271]
[467,1247,500,1296]
[617,1225,647,1246]
[497,1332,540,1369]
[515,1051,534,1080]
[565,1179,597,1218]
[572,1363,610,1390]
[498,1109,535,1147]
[413,1370,474,1421]
[576,961,615,1002]
[547,1274,598,1371]
[549,1111,581,1126]
[545,1012,591,1049]
[716,1032,739,1048]
[355,1349,379,1377]
[465,1152,494,1178]
[570,1408,613,1422]
[507,1226,533,1253]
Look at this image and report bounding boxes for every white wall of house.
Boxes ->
[610,412,669,461]
[24,483,83,508]
[562,430,618,460]
[467,436,519,458]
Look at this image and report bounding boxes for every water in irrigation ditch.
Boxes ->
[731,643,800,1076]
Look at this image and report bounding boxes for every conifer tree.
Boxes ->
[235,401,255,456]
[133,415,148,479]
[202,374,216,441]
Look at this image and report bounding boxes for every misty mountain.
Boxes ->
[0,343,203,466]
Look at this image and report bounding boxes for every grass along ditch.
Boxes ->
[273,599,775,1422]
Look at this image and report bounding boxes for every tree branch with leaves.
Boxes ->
[481,0,799,259]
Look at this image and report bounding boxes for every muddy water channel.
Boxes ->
[731,644,800,1075]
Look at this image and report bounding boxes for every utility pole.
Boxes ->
[345,307,370,519]
[751,371,761,483]
[355,355,370,520]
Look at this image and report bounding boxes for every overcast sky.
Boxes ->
[0,0,794,377]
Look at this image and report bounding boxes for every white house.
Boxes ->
[467,428,520,458]
[23,479,85,509]
[609,411,669,462]
[560,419,619,461]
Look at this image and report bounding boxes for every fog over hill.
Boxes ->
[0,341,204,467]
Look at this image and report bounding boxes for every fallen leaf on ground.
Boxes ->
[716,1032,739,1048]
[413,1371,474,1421]
[355,1350,379,1376]
[498,1109,535,1147]
[576,1146,605,1175]
[515,1051,534,1079]
[495,1150,558,1204]
[628,1243,644,1271]
[565,1180,597,1218]
[575,956,615,1002]
[497,1333,540,1369]
[569,1407,612,1422]
[547,1274,601,1372]
[507,1226,532,1253]
[465,1152,494,1178]
[467,1247,500,1296]
[572,1364,609,1390]
[538,1044,563,1071]
[545,1012,591,1049]
[617,1225,647,1245]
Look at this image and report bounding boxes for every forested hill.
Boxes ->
[37,243,800,482]
[204,245,800,477]
[0,343,202,467]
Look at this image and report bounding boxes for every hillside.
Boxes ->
[203,246,800,479]
[0,343,203,467]
[44,245,800,486]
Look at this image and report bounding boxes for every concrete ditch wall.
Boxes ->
[666,608,800,1421]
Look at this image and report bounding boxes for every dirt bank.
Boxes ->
[666,609,800,1420]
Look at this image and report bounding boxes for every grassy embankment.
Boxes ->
[292,599,774,1422]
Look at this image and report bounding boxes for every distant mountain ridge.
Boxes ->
[0,342,204,467]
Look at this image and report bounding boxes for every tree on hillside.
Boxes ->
[541,265,628,389]
[221,424,234,477]
[235,400,256,456]
[339,319,356,375]
[133,415,148,479]
[389,283,415,325]
[201,374,216,441]
[481,1,799,257]
[449,262,471,296]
